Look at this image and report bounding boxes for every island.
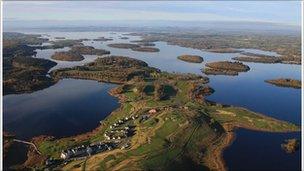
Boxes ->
[281,139,299,153]
[108,43,140,49]
[233,56,281,64]
[177,55,204,63]
[15,56,298,171]
[54,37,65,40]
[138,32,301,64]
[93,37,113,41]
[51,51,84,61]
[120,37,129,40]
[265,78,301,89]
[28,39,94,50]
[202,61,250,76]
[131,47,160,52]
[70,45,110,56]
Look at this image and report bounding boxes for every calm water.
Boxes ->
[3,79,119,139]
[224,129,301,171]
[3,31,301,170]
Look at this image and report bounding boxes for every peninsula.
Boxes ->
[3,32,300,171]
[3,32,57,95]
[17,56,298,171]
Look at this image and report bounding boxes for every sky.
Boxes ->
[3,1,302,26]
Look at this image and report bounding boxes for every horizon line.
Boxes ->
[3,19,301,27]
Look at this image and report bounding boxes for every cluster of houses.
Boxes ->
[60,142,116,160]
[104,115,139,141]
[57,109,158,163]
[104,109,157,140]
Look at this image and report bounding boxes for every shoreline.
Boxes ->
[14,79,300,170]
[209,122,300,171]
[207,123,236,171]
[14,82,124,169]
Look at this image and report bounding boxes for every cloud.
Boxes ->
[3,1,301,25]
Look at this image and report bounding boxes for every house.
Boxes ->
[60,150,72,159]
[86,147,93,156]
[121,143,130,150]
[45,158,56,166]
[104,133,110,140]
[60,145,88,160]
[105,144,112,150]
[149,109,157,114]
[141,115,149,120]
[60,142,118,160]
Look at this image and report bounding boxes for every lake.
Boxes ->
[3,79,119,139]
[224,129,301,171]
[3,31,301,170]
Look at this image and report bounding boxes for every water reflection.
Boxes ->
[3,79,119,139]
